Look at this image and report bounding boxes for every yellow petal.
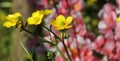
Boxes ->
[14,13,22,17]
[6,13,20,23]
[27,17,36,25]
[56,15,65,22]
[35,14,44,25]
[56,26,65,30]
[66,16,73,24]
[3,21,14,28]
[39,14,44,20]
[6,15,15,21]
[35,19,42,25]
[32,10,41,17]
[44,9,52,15]
[116,16,120,22]
[50,20,56,26]
[65,25,72,29]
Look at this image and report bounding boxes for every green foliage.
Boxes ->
[47,51,55,61]
[0,0,12,60]
[0,10,13,61]
[93,50,104,59]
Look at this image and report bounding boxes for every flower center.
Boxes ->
[60,22,66,26]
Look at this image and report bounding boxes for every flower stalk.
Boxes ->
[43,24,72,61]
[55,45,67,61]
[18,29,33,61]
[21,27,54,45]
[42,25,69,61]
[61,32,72,61]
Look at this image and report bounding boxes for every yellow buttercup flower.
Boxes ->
[116,15,120,22]
[27,9,52,25]
[3,13,22,28]
[50,15,73,30]
[27,10,44,25]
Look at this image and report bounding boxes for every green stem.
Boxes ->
[19,40,33,61]
[55,45,67,61]
[62,41,72,61]
[61,32,72,61]
[21,27,54,45]
[18,29,33,61]
[42,25,69,61]
[42,25,62,41]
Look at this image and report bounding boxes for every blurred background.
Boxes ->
[0,0,116,61]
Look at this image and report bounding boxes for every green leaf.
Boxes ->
[64,30,69,39]
[47,51,55,60]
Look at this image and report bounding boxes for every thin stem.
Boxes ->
[67,38,73,58]
[18,29,33,61]
[22,27,36,36]
[22,27,54,45]
[55,45,67,61]
[19,40,33,61]
[65,0,81,59]
[62,41,71,61]
[42,25,69,61]
[42,25,62,41]
[61,32,72,61]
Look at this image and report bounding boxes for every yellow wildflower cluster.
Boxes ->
[3,13,22,28]
[3,10,73,31]
[50,15,73,30]
[3,10,52,28]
